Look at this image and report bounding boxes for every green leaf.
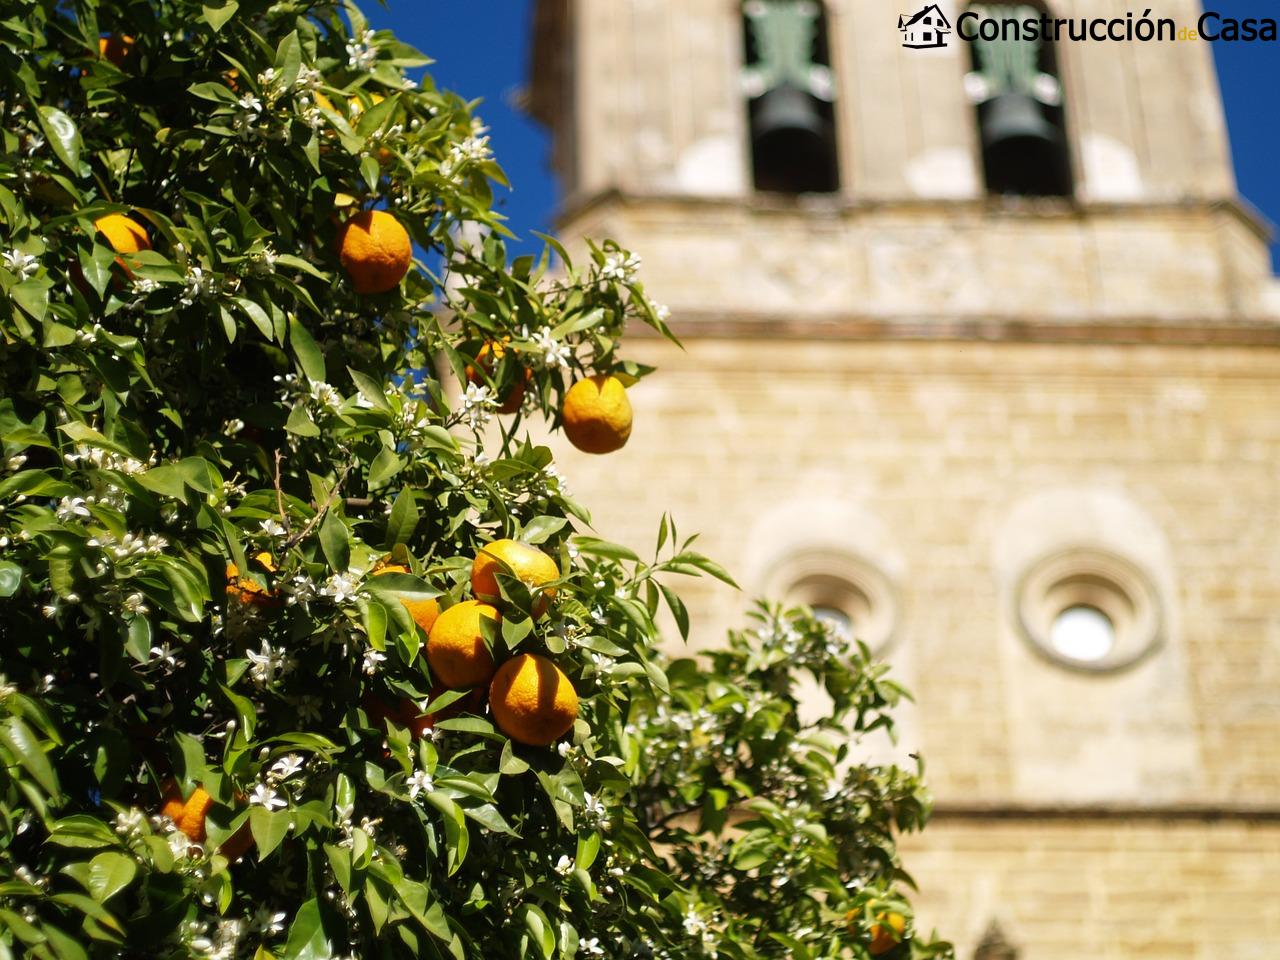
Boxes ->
[50,893,123,936]
[660,583,689,641]
[202,0,239,32]
[499,615,533,652]
[35,106,81,173]
[281,899,330,960]
[234,297,275,341]
[250,807,291,859]
[288,316,325,382]
[426,792,469,875]
[361,597,387,651]
[87,853,136,903]
[324,843,352,892]
[48,816,118,850]
[366,445,403,488]
[346,367,392,412]
[187,81,238,104]
[11,278,51,323]
[274,254,327,279]
[519,904,556,960]
[519,516,566,545]
[359,155,381,192]
[384,489,419,548]
[124,616,151,663]
[318,510,350,572]
[0,717,58,796]
[498,740,529,776]
[286,403,321,437]
[672,552,740,588]
[272,30,302,89]
[0,561,21,598]
[576,831,601,871]
[573,536,639,563]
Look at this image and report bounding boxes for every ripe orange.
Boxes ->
[225,561,282,609]
[466,342,531,414]
[337,210,411,294]
[371,557,410,576]
[98,35,134,68]
[94,213,150,278]
[471,539,559,617]
[426,600,499,689]
[868,912,907,956]
[561,374,632,454]
[489,653,579,746]
[160,784,186,825]
[179,786,215,843]
[160,782,254,860]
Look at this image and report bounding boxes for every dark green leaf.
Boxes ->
[35,106,81,173]
[288,316,325,382]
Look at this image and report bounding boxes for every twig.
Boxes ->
[280,463,353,553]
[272,450,288,531]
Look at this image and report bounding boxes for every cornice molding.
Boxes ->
[635,311,1280,347]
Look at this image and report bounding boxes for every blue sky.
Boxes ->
[367,1,1279,269]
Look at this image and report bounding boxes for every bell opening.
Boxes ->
[966,1,1074,199]
[741,2,840,196]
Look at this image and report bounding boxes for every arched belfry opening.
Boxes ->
[965,2,1073,197]
[741,0,839,195]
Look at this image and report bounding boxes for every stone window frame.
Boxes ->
[1015,545,1163,673]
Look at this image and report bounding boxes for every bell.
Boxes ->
[751,84,829,150]
[978,92,1069,196]
[749,84,837,193]
[752,83,824,148]
[979,92,1059,151]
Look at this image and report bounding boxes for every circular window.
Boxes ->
[769,550,898,654]
[1017,548,1162,672]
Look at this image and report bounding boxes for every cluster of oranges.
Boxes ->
[221,541,579,748]
[415,539,579,747]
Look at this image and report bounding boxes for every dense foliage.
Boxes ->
[0,1,954,958]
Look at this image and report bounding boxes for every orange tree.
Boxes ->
[0,1,955,958]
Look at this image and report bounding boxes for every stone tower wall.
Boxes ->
[529,0,1280,955]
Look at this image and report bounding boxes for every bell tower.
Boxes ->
[531,1,1280,957]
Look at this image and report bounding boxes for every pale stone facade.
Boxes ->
[529,1,1280,956]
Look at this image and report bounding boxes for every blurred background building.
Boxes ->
[522,0,1280,957]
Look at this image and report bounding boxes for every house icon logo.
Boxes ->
[899,3,952,48]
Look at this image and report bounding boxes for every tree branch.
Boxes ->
[280,463,353,553]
